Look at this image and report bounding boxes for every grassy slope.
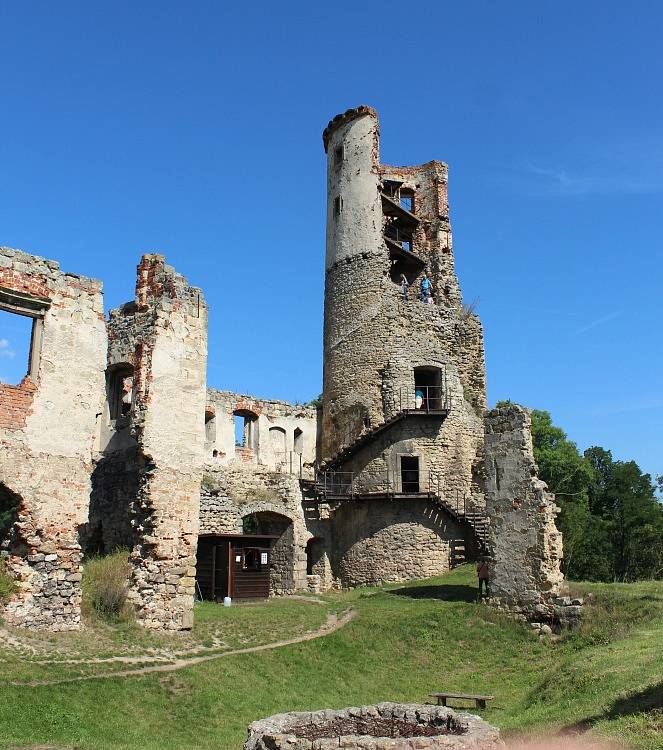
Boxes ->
[0,567,661,750]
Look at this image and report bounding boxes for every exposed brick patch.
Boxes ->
[0,379,37,430]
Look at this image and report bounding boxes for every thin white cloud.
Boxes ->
[585,396,663,417]
[573,311,621,335]
[514,162,663,197]
[0,339,16,359]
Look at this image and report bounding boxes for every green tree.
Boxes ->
[584,446,614,515]
[601,460,662,580]
[493,404,663,581]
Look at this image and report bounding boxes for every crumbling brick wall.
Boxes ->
[87,255,208,630]
[484,405,564,620]
[0,247,107,630]
[205,389,317,472]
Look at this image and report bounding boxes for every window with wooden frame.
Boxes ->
[0,287,49,385]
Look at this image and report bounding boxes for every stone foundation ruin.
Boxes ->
[0,106,569,631]
[245,703,504,750]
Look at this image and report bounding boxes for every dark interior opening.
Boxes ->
[107,364,134,421]
[400,456,420,494]
[0,483,21,544]
[414,367,443,410]
[306,537,324,576]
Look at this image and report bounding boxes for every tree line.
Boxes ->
[498,403,663,582]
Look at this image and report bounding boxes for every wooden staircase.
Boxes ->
[427,494,490,567]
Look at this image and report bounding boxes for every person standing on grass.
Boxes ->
[477,558,490,599]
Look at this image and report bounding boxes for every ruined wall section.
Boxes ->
[0,247,106,630]
[89,255,207,630]
[199,461,324,594]
[377,161,460,307]
[205,390,317,474]
[484,406,567,622]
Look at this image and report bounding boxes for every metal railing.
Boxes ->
[271,450,304,477]
[399,385,450,413]
[316,468,467,504]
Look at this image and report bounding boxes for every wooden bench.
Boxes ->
[429,692,494,710]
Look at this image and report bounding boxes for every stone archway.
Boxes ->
[241,510,295,595]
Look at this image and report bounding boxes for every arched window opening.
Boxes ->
[269,426,286,453]
[293,427,303,454]
[107,364,134,421]
[204,408,216,445]
[233,410,258,450]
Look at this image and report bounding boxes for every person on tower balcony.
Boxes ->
[421,274,431,303]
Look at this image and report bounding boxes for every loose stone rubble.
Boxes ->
[0,106,573,631]
[245,703,504,750]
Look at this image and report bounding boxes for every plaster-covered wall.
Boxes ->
[205,390,317,475]
[0,247,107,630]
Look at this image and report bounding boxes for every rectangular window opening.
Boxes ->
[400,191,415,213]
[234,415,246,447]
[401,456,420,494]
[0,308,38,386]
[107,365,134,421]
[334,195,343,216]
[334,144,344,168]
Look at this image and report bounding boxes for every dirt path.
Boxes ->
[13,608,357,687]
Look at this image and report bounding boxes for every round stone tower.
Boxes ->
[320,106,489,587]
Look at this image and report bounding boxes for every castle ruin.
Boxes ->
[0,106,567,631]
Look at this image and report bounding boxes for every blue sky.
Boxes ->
[0,1,661,481]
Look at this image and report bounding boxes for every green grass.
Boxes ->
[0,560,17,605]
[0,567,661,750]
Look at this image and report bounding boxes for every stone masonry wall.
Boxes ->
[317,107,486,588]
[199,461,320,594]
[330,498,465,587]
[484,405,565,621]
[90,255,208,630]
[205,389,317,473]
[0,247,107,630]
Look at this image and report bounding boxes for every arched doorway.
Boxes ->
[195,510,296,601]
[243,511,294,595]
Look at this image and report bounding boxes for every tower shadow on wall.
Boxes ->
[389,583,477,603]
